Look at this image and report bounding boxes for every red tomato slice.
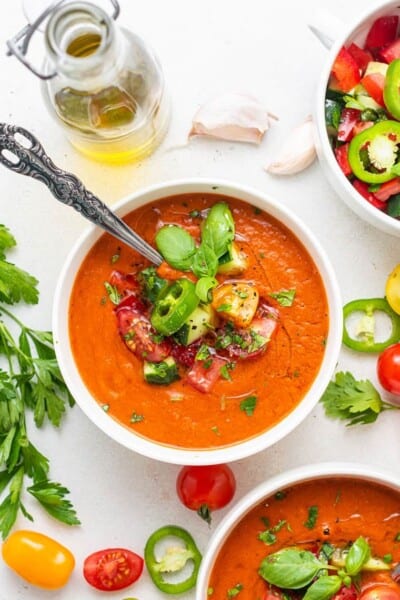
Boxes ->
[338,109,361,142]
[361,73,385,106]
[347,43,373,72]
[365,16,399,51]
[374,178,400,201]
[171,340,201,367]
[176,464,236,511]
[332,47,361,92]
[380,38,400,63]
[360,584,400,600]
[377,342,400,395]
[353,180,387,210]
[335,143,352,176]
[83,548,143,591]
[185,355,226,393]
[109,270,139,295]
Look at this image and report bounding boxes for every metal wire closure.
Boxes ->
[5,0,120,80]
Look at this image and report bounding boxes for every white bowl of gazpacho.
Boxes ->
[53,179,342,464]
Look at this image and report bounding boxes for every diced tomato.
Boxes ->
[109,270,139,295]
[115,302,171,362]
[156,261,196,283]
[338,108,361,142]
[332,584,359,600]
[360,72,385,106]
[374,177,400,201]
[380,37,400,63]
[347,42,373,72]
[332,47,361,92]
[352,120,375,136]
[353,179,387,210]
[334,143,352,176]
[171,340,201,368]
[186,355,226,393]
[365,16,399,51]
[115,293,146,313]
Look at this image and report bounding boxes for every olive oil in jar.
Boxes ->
[42,3,169,163]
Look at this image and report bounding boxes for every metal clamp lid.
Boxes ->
[6,0,120,81]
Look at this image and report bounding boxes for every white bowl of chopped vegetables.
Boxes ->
[314,1,400,236]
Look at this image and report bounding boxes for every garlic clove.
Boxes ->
[189,92,275,144]
[265,116,317,175]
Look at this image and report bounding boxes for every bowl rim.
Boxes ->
[52,177,342,465]
[314,0,400,237]
[195,461,400,600]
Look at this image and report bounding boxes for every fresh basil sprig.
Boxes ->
[345,536,371,576]
[303,575,342,600]
[155,225,196,271]
[259,549,328,589]
[201,202,235,259]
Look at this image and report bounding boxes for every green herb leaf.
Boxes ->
[155,225,196,270]
[304,505,318,529]
[104,281,121,305]
[227,584,243,598]
[28,480,80,525]
[303,575,342,600]
[139,266,167,303]
[0,261,39,305]
[320,372,395,426]
[270,289,296,307]
[0,225,16,258]
[201,203,235,259]
[258,519,287,545]
[195,276,218,303]
[192,243,218,279]
[259,548,327,589]
[240,395,257,416]
[345,537,371,576]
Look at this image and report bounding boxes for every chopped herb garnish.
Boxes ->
[254,207,262,215]
[100,296,107,305]
[261,516,270,527]
[227,583,243,597]
[269,289,296,307]
[211,426,220,435]
[203,358,213,369]
[320,542,335,560]
[102,404,110,412]
[217,303,232,312]
[220,362,235,381]
[196,344,211,361]
[240,395,257,416]
[235,290,248,299]
[259,252,266,259]
[124,331,135,341]
[104,281,121,305]
[247,330,267,353]
[274,490,287,501]
[259,519,287,545]
[304,505,318,529]
[383,553,393,564]
[150,333,165,344]
[130,413,144,423]
[110,252,120,264]
[293,370,300,378]
[395,532,400,542]
[208,587,214,596]
[189,209,201,218]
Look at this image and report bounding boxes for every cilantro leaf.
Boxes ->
[320,371,398,426]
[0,261,39,305]
[28,481,81,525]
[0,225,16,258]
[270,289,296,307]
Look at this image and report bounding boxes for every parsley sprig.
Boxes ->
[0,224,79,538]
[320,371,399,426]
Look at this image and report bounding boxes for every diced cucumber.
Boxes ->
[388,194,400,218]
[325,99,342,133]
[364,61,388,77]
[331,548,390,571]
[217,242,248,275]
[143,357,179,385]
[326,89,346,104]
[174,304,217,346]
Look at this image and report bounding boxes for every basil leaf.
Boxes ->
[155,226,196,270]
[259,548,326,589]
[345,537,371,576]
[202,203,235,259]
[303,576,342,600]
[270,289,296,307]
[192,243,218,279]
[195,277,218,303]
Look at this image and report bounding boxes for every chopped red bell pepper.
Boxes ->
[365,16,399,51]
[360,72,386,106]
[347,43,373,72]
[334,144,352,176]
[331,47,361,92]
[380,37,400,63]
[374,177,400,201]
[352,120,374,136]
[338,108,361,141]
[353,179,387,209]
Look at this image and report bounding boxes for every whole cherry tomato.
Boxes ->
[83,547,143,591]
[360,584,400,600]
[176,464,236,523]
[2,530,75,589]
[377,343,400,395]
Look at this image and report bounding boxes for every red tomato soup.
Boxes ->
[208,478,400,600]
[69,193,329,448]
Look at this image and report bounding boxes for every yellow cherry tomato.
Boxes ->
[386,264,400,315]
[211,281,259,328]
[2,530,75,589]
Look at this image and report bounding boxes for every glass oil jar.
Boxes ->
[40,2,170,163]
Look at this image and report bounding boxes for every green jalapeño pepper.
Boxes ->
[151,278,199,335]
[343,298,400,352]
[384,59,400,121]
[348,120,400,184]
[144,525,202,594]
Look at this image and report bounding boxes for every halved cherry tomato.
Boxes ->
[109,270,139,295]
[83,548,144,592]
[2,530,75,590]
[374,178,400,201]
[335,143,352,176]
[176,464,236,523]
[360,584,400,600]
[377,342,400,395]
[333,584,359,600]
[185,354,226,393]
[348,43,373,72]
[361,73,386,106]
[365,16,399,52]
[332,47,361,92]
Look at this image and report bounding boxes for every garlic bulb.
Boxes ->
[266,116,316,175]
[189,92,275,144]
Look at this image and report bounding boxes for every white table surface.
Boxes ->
[0,0,399,598]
